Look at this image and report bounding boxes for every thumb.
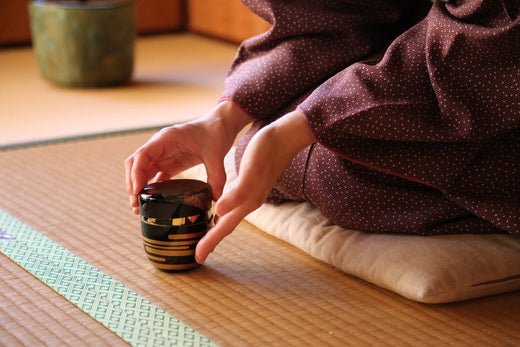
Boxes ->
[204,157,227,201]
[214,181,246,217]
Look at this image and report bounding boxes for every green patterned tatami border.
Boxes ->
[0,209,217,347]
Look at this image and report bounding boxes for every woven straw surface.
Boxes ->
[0,131,519,346]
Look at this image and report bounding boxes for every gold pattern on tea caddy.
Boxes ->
[141,213,211,226]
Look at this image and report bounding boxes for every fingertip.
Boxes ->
[211,188,222,202]
[133,183,144,196]
[126,183,133,196]
[131,156,150,196]
[208,179,225,203]
[125,158,134,195]
[195,238,211,264]
[195,252,205,265]
[129,193,141,213]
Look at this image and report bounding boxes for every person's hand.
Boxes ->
[195,109,316,264]
[125,101,252,214]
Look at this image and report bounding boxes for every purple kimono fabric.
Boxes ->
[222,0,520,235]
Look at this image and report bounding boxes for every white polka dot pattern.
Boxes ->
[227,0,520,235]
[222,0,411,118]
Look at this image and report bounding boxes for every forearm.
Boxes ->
[267,110,316,159]
[297,2,520,193]
[205,100,255,138]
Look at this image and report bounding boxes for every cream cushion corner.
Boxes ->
[178,150,520,303]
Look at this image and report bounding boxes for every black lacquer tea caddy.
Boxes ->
[138,179,212,271]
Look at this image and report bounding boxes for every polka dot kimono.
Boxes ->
[222,0,520,235]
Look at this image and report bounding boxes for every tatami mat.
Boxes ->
[0,33,236,147]
[0,131,519,346]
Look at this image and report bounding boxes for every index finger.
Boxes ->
[130,149,154,195]
[124,155,135,196]
[195,207,247,264]
[129,136,168,195]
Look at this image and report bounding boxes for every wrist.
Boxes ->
[271,110,317,156]
[213,100,254,135]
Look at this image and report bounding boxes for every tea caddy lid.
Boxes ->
[140,179,210,201]
[138,179,211,219]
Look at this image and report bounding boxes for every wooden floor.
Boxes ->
[0,33,238,146]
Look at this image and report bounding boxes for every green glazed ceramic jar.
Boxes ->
[29,0,135,87]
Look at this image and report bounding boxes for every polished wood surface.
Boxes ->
[188,0,270,43]
[0,0,31,45]
[0,0,184,46]
[135,0,184,33]
[0,0,269,46]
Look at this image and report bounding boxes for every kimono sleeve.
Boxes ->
[298,1,520,233]
[221,0,416,119]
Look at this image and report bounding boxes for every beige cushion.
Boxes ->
[246,202,520,303]
[179,150,520,303]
